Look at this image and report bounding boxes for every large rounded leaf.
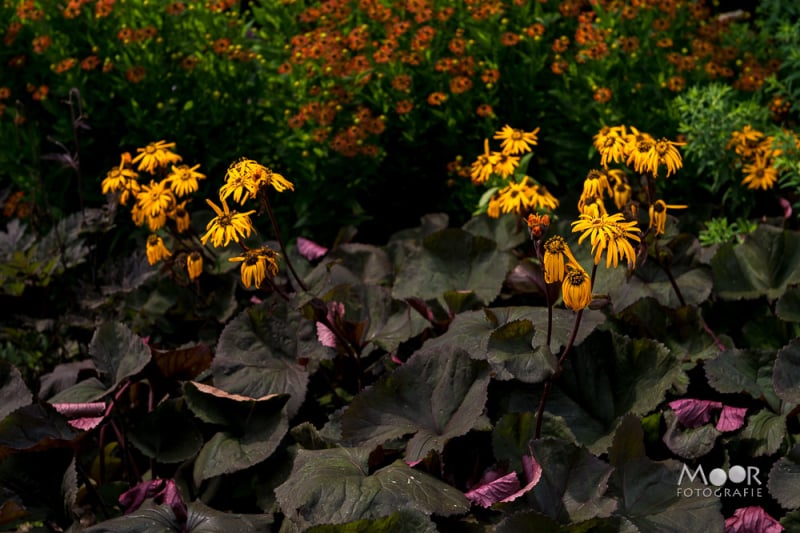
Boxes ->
[89,322,151,389]
[341,347,491,464]
[274,447,468,530]
[213,300,312,418]
[392,227,515,305]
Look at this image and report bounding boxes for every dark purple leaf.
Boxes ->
[724,506,782,533]
[297,237,329,261]
[716,406,747,432]
[669,398,722,428]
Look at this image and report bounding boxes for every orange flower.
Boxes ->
[427,92,447,106]
[500,32,520,46]
[593,87,612,104]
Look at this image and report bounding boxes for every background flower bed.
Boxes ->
[1,0,800,531]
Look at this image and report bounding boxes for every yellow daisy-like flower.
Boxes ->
[166,164,205,197]
[186,251,203,281]
[648,199,688,235]
[493,125,540,155]
[595,131,628,169]
[562,265,592,311]
[582,169,612,199]
[201,198,257,247]
[571,212,640,269]
[146,210,168,232]
[228,246,280,288]
[578,195,607,218]
[645,138,685,177]
[727,125,764,159]
[131,140,182,174]
[222,159,295,204]
[146,234,171,265]
[170,200,191,233]
[493,152,520,179]
[741,156,778,190]
[136,180,176,218]
[525,180,559,211]
[612,181,632,210]
[542,235,579,284]
[489,179,530,217]
[470,138,499,184]
[623,126,655,156]
[101,153,140,205]
[626,139,656,175]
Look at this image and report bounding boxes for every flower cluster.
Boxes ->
[101,142,292,290]
[101,140,208,279]
[469,125,558,219]
[726,126,787,191]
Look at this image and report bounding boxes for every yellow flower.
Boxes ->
[578,195,607,217]
[572,213,640,269]
[526,180,559,211]
[131,140,182,174]
[470,138,499,184]
[493,125,540,155]
[626,139,655,175]
[612,181,632,210]
[648,199,688,235]
[727,125,764,159]
[543,235,578,284]
[201,198,257,247]
[136,180,175,217]
[489,179,530,216]
[101,153,140,205]
[645,138,685,177]
[741,156,778,190]
[595,129,628,169]
[229,246,280,288]
[222,158,295,204]
[186,251,203,281]
[170,200,191,233]
[582,169,612,199]
[562,266,592,311]
[166,164,205,197]
[493,152,520,179]
[146,234,171,265]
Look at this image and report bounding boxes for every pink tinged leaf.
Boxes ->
[465,472,521,508]
[716,406,747,432]
[316,322,338,349]
[669,398,723,428]
[297,237,329,261]
[724,506,783,533]
[119,479,187,525]
[250,295,263,305]
[390,353,404,365]
[501,453,543,503]
[52,402,106,431]
[779,197,792,220]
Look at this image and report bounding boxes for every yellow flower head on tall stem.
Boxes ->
[572,212,640,268]
[489,179,531,216]
[562,265,592,311]
[594,126,628,168]
[493,125,540,155]
[222,158,294,203]
[493,152,520,179]
[146,234,171,265]
[578,195,607,218]
[626,139,655,175]
[741,156,778,190]
[645,138,685,177]
[582,169,612,199]
[228,246,280,288]
[136,179,176,218]
[526,180,559,211]
[170,200,191,233]
[470,138,499,184]
[648,199,688,235]
[612,181,633,210]
[131,140,182,174]
[101,153,140,204]
[727,125,764,159]
[542,235,579,284]
[166,164,205,197]
[186,250,203,281]
[201,198,257,247]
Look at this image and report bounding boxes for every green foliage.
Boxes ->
[699,216,757,246]
[675,83,769,209]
